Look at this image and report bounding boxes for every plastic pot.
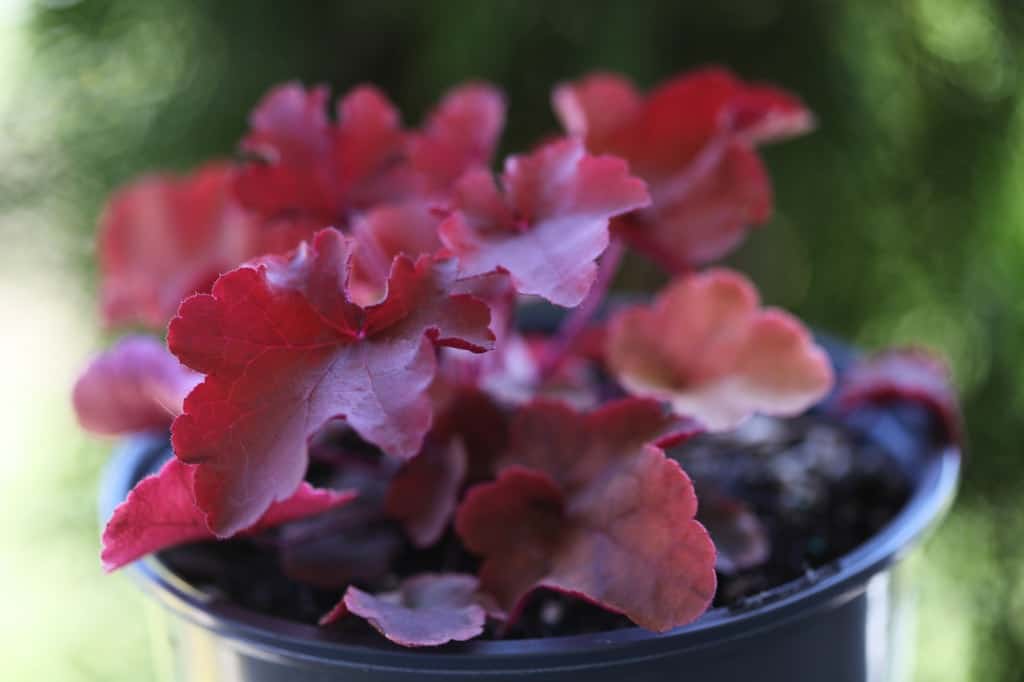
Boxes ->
[100,414,959,681]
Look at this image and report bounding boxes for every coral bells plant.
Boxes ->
[73,68,960,648]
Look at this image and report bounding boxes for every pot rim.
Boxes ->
[99,430,959,672]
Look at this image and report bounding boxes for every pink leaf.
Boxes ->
[553,68,812,269]
[837,348,962,444]
[73,336,201,435]
[101,457,354,572]
[234,83,336,222]
[438,138,650,306]
[332,86,412,209]
[427,383,509,483]
[349,203,443,305]
[280,515,405,590]
[455,399,717,632]
[279,445,405,589]
[320,573,494,647]
[386,438,468,548]
[234,81,503,229]
[411,82,506,196]
[607,268,834,431]
[168,228,494,537]
[615,143,771,271]
[234,83,409,225]
[551,72,643,147]
[99,162,259,329]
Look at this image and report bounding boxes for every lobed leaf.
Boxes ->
[410,83,506,196]
[427,382,509,482]
[455,399,717,632]
[607,268,833,431]
[101,457,354,572]
[438,138,650,306]
[320,573,495,647]
[235,81,506,229]
[73,336,200,435]
[234,83,406,224]
[279,443,404,589]
[349,203,443,305]
[385,438,468,548]
[615,143,771,271]
[99,163,259,329]
[168,228,493,536]
[553,68,812,270]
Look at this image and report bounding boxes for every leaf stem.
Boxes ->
[539,238,626,379]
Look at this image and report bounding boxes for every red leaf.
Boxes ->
[101,457,354,572]
[427,383,509,482]
[279,512,405,590]
[234,81,504,229]
[455,399,717,632]
[455,466,565,613]
[168,228,494,536]
[837,348,962,444]
[438,138,650,306]
[333,86,412,209]
[73,336,200,435]
[551,72,642,150]
[279,444,404,589]
[615,143,771,271]
[349,203,443,305]
[386,438,468,548]
[411,82,506,196]
[553,69,812,269]
[234,83,336,222]
[320,573,495,647]
[607,268,833,431]
[234,83,409,225]
[99,162,259,329]
[452,271,518,345]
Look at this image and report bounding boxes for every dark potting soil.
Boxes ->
[158,408,920,641]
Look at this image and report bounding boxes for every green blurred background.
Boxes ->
[0,0,1021,679]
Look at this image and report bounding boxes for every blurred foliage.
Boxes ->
[2,0,1023,680]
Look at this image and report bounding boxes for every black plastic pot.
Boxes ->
[100,416,958,681]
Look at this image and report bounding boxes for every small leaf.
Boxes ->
[386,439,468,548]
[607,268,833,431]
[438,138,650,306]
[455,399,717,632]
[169,228,493,536]
[101,457,354,572]
[280,444,404,589]
[319,573,495,647]
[837,348,962,444]
[99,163,259,329]
[73,336,201,435]
[427,383,509,482]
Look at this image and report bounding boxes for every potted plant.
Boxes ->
[75,68,962,681]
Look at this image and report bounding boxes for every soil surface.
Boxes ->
[159,405,926,641]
